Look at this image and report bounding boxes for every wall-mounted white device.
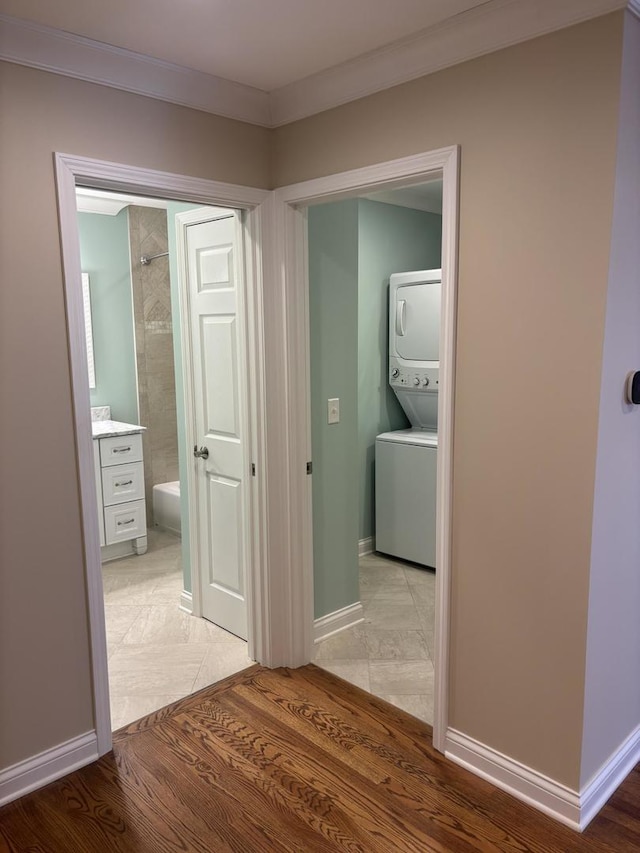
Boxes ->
[389,268,441,430]
[626,371,640,405]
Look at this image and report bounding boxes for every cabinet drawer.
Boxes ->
[104,500,146,545]
[100,433,143,467]
[102,461,145,507]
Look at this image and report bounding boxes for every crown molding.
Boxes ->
[0,13,271,127]
[0,1,630,130]
[269,0,628,126]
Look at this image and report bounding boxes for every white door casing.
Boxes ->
[55,153,270,758]
[273,146,460,753]
[181,210,250,640]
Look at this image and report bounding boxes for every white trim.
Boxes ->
[271,0,627,125]
[1,3,628,128]
[0,14,270,127]
[273,145,459,751]
[0,732,97,808]
[54,153,272,763]
[445,728,582,831]
[580,724,640,830]
[358,537,375,557]
[446,724,640,831]
[314,603,364,643]
[180,590,193,614]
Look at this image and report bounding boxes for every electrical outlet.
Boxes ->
[327,398,340,424]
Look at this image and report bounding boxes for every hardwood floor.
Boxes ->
[1,665,638,852]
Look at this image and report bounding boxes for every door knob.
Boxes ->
[194,445,209,460]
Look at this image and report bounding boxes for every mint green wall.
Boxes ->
[77,210,138,424]
[309,201,360,619]
[357,200,442,540]
[309,198,442,619]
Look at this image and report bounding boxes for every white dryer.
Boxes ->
[389,268,441,430]
[375,429,437,567]
[374,269,441,567]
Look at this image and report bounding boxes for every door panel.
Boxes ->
[207,474,243,592]
[201,316,239,438]
[187,212,248,640]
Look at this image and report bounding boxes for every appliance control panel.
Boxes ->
[389,359,439,390]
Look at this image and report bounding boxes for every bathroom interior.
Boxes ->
[76,189,252,730]
[307,178,443,724]
[77,177,443,730]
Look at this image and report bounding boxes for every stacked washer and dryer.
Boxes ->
[375,269,440,568]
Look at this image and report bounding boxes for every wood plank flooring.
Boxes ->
[1,664,639,852]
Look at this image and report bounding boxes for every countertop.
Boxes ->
[91,419,146,439]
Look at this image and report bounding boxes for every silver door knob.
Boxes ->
[194,445,209,460]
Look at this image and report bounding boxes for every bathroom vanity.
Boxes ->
[92,419,147,561]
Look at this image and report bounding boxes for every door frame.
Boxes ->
[174,206,253,637]
[271,146,460,751]
[54,153,270,755]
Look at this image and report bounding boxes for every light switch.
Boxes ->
[327,398,340,424]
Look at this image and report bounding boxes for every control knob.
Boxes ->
[391,368,400,378]
[413,377,420,386]
[422,377,430,387]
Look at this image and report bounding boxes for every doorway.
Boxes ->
[75,189,255,729]
[56,153,270,755]
[307,184,443,724]
[272,145,459,751]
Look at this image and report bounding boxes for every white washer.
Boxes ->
[375,428,437,568]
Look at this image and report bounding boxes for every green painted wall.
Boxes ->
[309,200,360,619]
[77,210,138,424]
[309,198,442,619]
[357,200,442,540]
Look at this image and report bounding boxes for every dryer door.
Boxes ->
[394,282,440,362]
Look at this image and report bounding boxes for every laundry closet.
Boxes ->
[307,187,443,625]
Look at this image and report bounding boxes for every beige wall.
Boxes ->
[0,62,270,769]
[0,11,628,794]
[273,14,623,787]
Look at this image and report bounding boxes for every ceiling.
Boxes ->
[0,1,627,126]
[0,0,488,91]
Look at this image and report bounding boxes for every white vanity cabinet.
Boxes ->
[92,423,147,560]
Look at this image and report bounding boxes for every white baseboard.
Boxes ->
[580,723,640,830]
[314,602,364,643]
[180,590,193,614]
[446,724,640,831]
[0,732,98,807]
[445,729,582,831]
[358,537,375,557]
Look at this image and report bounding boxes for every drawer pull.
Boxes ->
[117,518,136,526]
[112,446,131,454]
[115,480,133,487]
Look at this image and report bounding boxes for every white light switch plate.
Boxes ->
[327,398,340,424]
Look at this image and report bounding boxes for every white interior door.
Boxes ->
[186,211,249,640]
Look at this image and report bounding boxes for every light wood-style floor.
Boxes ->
[1,665,638,852]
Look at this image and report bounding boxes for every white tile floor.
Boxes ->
[102,529,253,730]
[103,534,435,730]
[314,552,436,725]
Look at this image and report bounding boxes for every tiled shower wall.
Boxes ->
[128,206,179,525]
